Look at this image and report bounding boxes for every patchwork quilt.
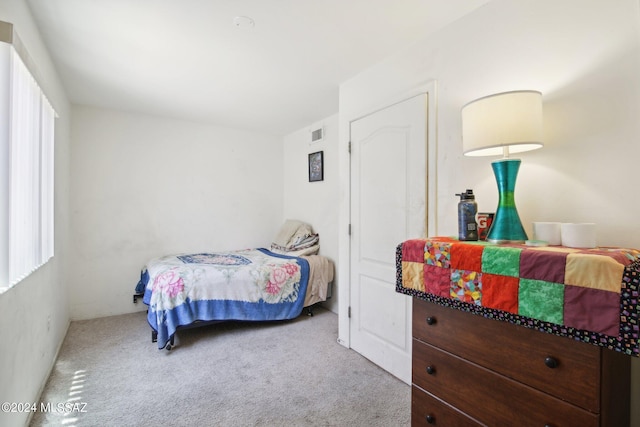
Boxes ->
[396,237,640,356]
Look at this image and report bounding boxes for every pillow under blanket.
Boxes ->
[271,219,320,255]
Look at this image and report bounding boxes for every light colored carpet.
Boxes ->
[30,307,410,426]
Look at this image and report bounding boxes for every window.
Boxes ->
[1,25,56,289]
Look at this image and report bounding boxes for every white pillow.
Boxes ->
[272,219,316,249]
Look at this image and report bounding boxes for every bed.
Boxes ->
[134,220,333,350]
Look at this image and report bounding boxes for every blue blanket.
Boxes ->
[137,248,310,349]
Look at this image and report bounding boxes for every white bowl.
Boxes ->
[532,222,562,245]
[561,223,596,248]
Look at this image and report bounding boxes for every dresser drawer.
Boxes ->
[413,339,598,427]
[412,385,483,427]
[413,298,600,411]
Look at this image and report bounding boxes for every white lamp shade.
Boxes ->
[462,90,543,157]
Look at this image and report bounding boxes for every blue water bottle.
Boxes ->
[456,189,478,241]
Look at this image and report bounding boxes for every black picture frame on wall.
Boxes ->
[308,151,324,182]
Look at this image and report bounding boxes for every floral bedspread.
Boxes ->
[137,248,309,349]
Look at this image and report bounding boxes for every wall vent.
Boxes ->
[310,126,324,143]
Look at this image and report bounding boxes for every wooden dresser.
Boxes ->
[411,297,631,427]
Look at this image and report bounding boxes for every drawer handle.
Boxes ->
[426,414,435,424]
[426,316,437,325]
[426,365,436,375]
[544,356,559,369]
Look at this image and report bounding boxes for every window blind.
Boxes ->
[3,46,55,287]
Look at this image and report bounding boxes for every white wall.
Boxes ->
[0,1,71,426]
[69,106,283,320]
[282,114,340,313]
[338,0,640,424]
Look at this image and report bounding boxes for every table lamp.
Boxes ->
[461,90,543,243]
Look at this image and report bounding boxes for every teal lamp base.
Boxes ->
[486,158,528,243]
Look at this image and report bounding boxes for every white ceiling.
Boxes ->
[26,0,489,136]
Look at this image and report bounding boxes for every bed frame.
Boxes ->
[133,281,332,350]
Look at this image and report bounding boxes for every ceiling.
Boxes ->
[26,0,489,136]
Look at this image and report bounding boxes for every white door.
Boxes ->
[349,94,428,384]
